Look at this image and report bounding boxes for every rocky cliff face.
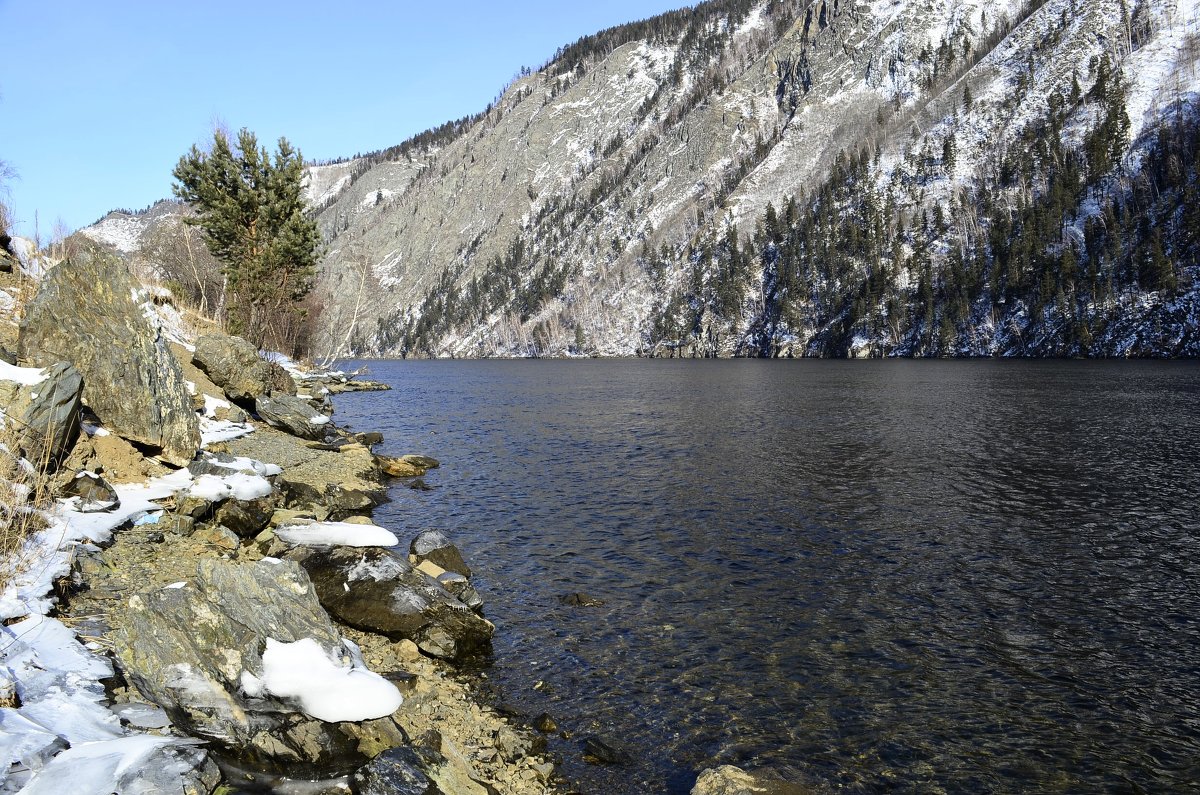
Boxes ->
[82,0,1200,358]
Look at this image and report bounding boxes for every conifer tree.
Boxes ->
[172,128,321,351]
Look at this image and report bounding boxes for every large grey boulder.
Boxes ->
[192,334,295,405]
[17,251,199,466]
[115,558,404,774]
[0,361,83,465]
[284,546,494,661]
[256,394,331,441]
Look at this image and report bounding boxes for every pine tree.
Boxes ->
[942,132,957,173]
[173,128,321,351]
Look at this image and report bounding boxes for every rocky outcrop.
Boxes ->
[191,334,295,405]
[17,250,199,466]
[115,558,404,774]
[256,394,331,441]
[0,361,83,465]
[285,546,494,661]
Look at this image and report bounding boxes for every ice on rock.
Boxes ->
[259,637,402,723]
[347,554,410,583]
[109,702,171,730]
[0,709,64,785]
[16,734,207,795]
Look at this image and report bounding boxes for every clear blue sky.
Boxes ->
[0,1,688,238]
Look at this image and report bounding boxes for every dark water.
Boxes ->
[332,360,1200,794]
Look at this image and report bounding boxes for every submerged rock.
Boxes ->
[377,455,427,478]
[115,558,403,774]
[17,250,200,466]
[192,333,296,405]
[582,736,632,765]
[286,546,493,661]
[559,593,606,608]
[690,765,809,795]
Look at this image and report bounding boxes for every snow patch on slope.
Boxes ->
[78,216,144,254]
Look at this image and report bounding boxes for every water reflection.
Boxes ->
[334,360,1200,794]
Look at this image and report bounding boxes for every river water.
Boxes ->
[331,360,1200,794]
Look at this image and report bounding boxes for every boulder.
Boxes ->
[409,530,471,578]
[16,251,199,466]
[435,571,483,613]
[401,454,440,470]
[115,559,403,774]
[276,477,381,522]
[285,546,493,661]
[0,361,83,465]
[59,470,119,512]
[191,333,296,405]
[351,746,442,795]
[256,394,331,441]
[212,495,276,538]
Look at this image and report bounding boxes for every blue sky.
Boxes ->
[0,1,687,238]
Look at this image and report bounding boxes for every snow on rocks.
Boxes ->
[198,415,254,446]
[0,360,47,388]
[115,558,405,771]
[257,637,403,723]
[276,520,400,548]
[0,614,217,794]
[0,469,192,620]
[184,472,273,503]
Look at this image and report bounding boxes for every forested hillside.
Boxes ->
[83,0,1200,358]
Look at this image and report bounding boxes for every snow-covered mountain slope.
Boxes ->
[81,0,1200,358]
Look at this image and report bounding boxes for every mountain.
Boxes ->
[82,0,1200,358]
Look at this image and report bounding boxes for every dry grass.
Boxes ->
[0,419,57,596]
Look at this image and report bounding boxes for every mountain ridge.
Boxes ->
[79,0,1200,358]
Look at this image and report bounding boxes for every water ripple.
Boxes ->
[335,360,1200,794]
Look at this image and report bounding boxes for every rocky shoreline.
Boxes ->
[0,251,560,794]
[0,249,787,795]
[58,428,561,795]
